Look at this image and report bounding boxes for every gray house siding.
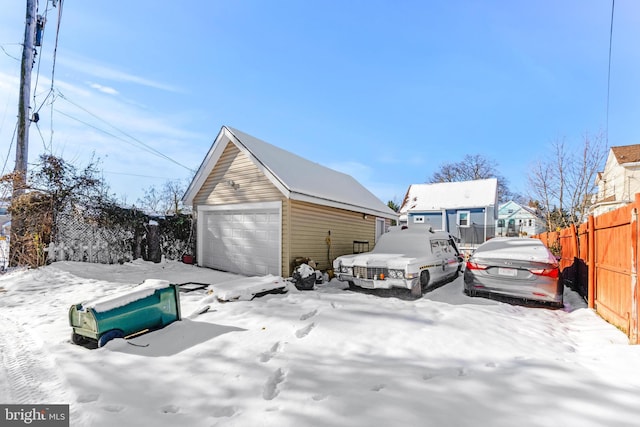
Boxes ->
[407,212,443,229]
[445,208,495,245]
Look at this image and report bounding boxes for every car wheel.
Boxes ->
[347,281,358,290]
[464,287,477,297]
[420,271,430,291]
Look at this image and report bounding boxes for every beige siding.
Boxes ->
[193,143,284,209]
[287,200,376,275]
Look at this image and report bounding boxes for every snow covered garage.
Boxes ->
[182,126,397,277]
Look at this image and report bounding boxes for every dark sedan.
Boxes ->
[463,237,563,308]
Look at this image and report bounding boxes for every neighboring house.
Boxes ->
[182,126,398,277]
[496,200,546,237]
[398,178,498,252]
[591,144,640,216]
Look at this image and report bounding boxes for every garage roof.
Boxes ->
[183,126,398,219]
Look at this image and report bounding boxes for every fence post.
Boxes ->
[588,215,595,309]
[631,194,640,344]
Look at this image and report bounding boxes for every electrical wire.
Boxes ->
[1,122,18,176]
[31,1,49,114]
[605,0,615,146]
[54,108,194,172]
[35,122,48,152]
[49,0,63,91]
[0,45,21,62]
[56,92,194,171]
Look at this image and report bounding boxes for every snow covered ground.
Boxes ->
[1,259,640,427]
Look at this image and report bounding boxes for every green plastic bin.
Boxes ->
[69,279,181,347]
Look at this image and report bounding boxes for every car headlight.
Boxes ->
[388,269,405,279]
[340,266,353,275]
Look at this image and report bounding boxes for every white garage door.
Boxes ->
[199,203,281,276]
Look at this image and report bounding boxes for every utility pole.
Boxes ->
[10,0,37,266]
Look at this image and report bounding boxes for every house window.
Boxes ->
[528,219,532,227]
[497,219,505,227]
[457,211,470,228]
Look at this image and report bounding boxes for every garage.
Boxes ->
[198,202,281,276]
[183,126,398,277]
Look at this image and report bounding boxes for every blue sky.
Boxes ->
[0,1,638,206]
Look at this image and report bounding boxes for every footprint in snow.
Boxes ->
[299,309,318,321]
[211,405,237,418]
[295,323,315,338]
[259,341,283,363]
[102,405,124,413]
[77,393,100,403]
[263,368,285,401]
[160,405,179,414]
[371,384,386,392]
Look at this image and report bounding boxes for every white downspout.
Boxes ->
[484,207,487,242]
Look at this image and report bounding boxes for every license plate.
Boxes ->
[498,267,517,277]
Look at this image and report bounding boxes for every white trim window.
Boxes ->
[457,211,471,228]
[413,215,425,224]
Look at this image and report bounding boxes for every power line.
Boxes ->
[1,122,18,176]
[0,44,21,62]
[103,170,178,180]
[606,0,615,146]
[54,107,194,172]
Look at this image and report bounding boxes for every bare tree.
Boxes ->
[528,158,558,231]
[162,179,188,215]
[428,154,512,203]
[137,179,189,215]
[528,132,607,230]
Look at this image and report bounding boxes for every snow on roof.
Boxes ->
[184,126,397,219]
[85,279,172,313]
[400,178,498,213]
[227,127,396,218]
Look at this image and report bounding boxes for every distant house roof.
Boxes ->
[183,126,397,219]
[612,144,640,165]
[399,178,498,213]
[498,200,542,218]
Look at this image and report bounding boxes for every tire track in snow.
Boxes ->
[0,314,67,404]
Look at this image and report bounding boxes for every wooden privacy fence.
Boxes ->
[533,193,640,344]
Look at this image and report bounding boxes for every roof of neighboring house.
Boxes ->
[498,201,543,219]
[183,126,398,219]
[612,144,640,164]
[399,178,498,213]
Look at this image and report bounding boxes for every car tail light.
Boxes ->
[466,261,488,270]
[530,268,559,278]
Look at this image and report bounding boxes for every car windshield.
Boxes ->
[372,230,430,256]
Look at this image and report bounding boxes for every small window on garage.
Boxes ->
[413,216,425,224]
[457,211,470,228]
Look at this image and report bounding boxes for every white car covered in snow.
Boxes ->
[333,227,463,298]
